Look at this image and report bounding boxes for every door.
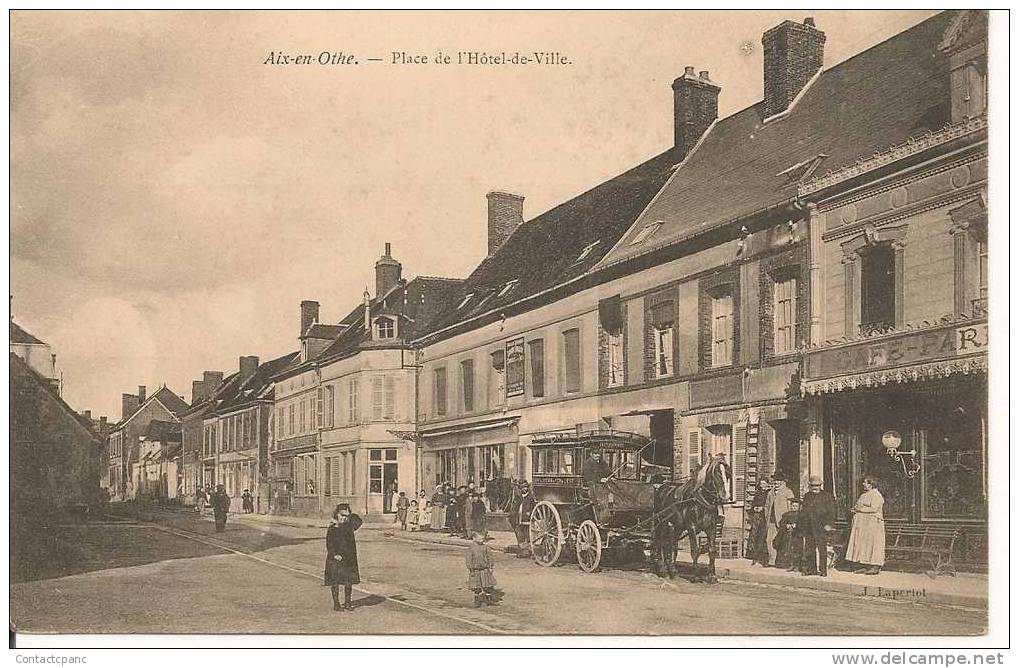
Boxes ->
[367,448,400,514]
[772,420,801,497]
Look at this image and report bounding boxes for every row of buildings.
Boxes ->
[100,11,989,562]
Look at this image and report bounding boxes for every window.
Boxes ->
[773,274,798,355]
[489,350,506,406]
[711,290,734,367]
[374,316,395,339]
[630,221,662,245]
[316,387,324,429]
[562,328,581,393]
[288,404,295,436]
[607,331,624,387]
[299,399,307,433]
[323,385,335,428]
[348,379,359,423]
[434,367,447,416]
[370,376,395,420]
[460,359,475,412]
[860,244,895,331]
[528,339,545,398]
[574,240,601,264]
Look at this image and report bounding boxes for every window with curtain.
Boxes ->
[711,291,734,367]
[773,274,798,355]
[650,301,674,379]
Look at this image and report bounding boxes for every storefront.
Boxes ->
[803,318,988,567]
[419,417,519,494]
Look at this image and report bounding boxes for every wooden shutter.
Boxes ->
[316,387,323,429]
[372,377,384,420]
[733,422,747,504]
[384,376,395,419]
[687,429,701,477]
[331,457,341,497]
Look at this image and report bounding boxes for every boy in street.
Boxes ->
[396,491,410,530]
[465,531,497,608]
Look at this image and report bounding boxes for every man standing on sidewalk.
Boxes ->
[798,475,836,576]
[211,484,231,533]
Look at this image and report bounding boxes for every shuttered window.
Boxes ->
[324,385,335,428]
[774,276,797,355]
[316,387,324,429]
[687,429,701,477]
[711,292,734,367]
[733,423,747,504]
[528,339,545,397]
[348,379,359,423]
[563,328,581,393]
[372,377,384,420]
[434,368,447,416]
[460,359,475,412]
[384,376,395,420]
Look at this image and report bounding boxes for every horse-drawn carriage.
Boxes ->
[526,428,731,580]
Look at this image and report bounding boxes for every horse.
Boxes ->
[651,454,731,583]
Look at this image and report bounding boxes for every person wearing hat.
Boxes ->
[211,484,231,533]
[324,503,363,611]
[763,472,794,566]
[776,497,802,570]
[747,476,772,567]
[510,480,535,558]
[798,474,837,576]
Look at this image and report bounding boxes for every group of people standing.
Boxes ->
[748,473,887,576]
[418,482,490,539]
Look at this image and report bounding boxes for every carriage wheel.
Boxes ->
[575,519,603,573]
[529,501,564,567]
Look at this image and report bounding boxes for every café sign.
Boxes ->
[805,321,988,380]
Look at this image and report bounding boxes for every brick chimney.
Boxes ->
[203,370,224,390]
[191,380,207,404]
[300,300,320,338]
[99,416,107,433]
[762,17,826,119]
[83,410,92,421]
[137,385,147,404]
[121,393,139,420]
[672,66,720,158]
[487,191,524,257]
[375,243,402,297]
[239,356,260,382]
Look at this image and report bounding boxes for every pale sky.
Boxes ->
[10,10,936,419]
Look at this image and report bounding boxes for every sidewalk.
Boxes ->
[673,553,987,609]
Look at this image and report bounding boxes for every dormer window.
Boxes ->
[457,293,474,310]
[497,280,519,298]
[574,240,601,264]
[630,222,663,246]
[373,316,396,340]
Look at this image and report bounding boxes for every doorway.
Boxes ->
[771,419,801,496]
[367,448,399,514]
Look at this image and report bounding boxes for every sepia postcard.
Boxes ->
[7,8,1007,656]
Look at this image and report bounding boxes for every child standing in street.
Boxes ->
[396,491,410,531]
[408,499,420,531]
[465,531,497,608]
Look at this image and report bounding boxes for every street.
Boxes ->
[10,511,987,636]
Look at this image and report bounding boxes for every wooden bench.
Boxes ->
[830,524,962,577]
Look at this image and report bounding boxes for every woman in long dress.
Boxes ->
[430,484,446,531]
[845,475,886,575]
[417,490,431,529]
[324,503,363,611]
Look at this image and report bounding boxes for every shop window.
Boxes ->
[773,273,798,355]
[433,368,447,416]
[528,339,545,397]
[710,290,734,367]
[369,462,383,494]
[460,359,475,412]
[562,328,581,393]
[860,244,895,332]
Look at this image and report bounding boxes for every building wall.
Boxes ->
[108,399,180,500]
[10,341,57,384]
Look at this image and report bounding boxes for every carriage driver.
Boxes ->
[582,451,610,487]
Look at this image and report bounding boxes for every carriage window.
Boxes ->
[561,450,574,474]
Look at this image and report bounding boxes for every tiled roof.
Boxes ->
[596,11,956,269]
[143,419,182,443]
[9,352,97,438]
[151,386,190,416]
[303,323,346,340]
[214,351,300,413]
[418,149,679,339]
[10,320,44,345]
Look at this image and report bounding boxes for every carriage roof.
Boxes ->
[528,429,648,451]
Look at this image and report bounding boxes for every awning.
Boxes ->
[217,451,257,464]
[803,356,987,395]
[420,417,519,440]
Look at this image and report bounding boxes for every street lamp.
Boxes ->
[882,430,920,479]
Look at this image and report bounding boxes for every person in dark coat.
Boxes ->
[324,503,363,611]
[467,491,488,538]
[445,485,460,535]
[582,452,609,487]
[747,477,772,566]
[455,485,470,538]
[776,499,802,570]
[511,480,536,558]
[211,484,231,532]
[799,475,837,576]
[241,488,254,514]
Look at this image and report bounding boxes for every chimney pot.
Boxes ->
[239,356,260,381]
[203,370,224,388]
[84,410,92,420]
[672,65,721,158]
[486,191,525,257]
[684,66,695,76]
[121,393,140,420]
[803,17,815,27]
